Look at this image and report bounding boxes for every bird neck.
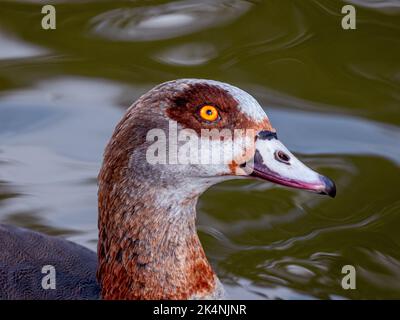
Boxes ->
[97,176,219,300]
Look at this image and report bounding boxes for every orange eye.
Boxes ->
[199,105,219,122]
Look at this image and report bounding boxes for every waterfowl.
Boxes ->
[0,79,335,300]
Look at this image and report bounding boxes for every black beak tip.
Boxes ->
[319,175,336,198]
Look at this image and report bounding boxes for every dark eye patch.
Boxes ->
[166,82,274,135]
[166,83,237,134]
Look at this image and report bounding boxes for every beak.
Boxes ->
[244,130,336,198]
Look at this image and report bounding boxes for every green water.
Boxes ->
[0,0,399,299]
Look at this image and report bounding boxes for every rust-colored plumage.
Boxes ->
[167,82,273,134]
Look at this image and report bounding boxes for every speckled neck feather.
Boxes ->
[97,82,221,300]
[97,185,216,300]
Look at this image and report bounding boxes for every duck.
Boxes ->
[0,79,336,300]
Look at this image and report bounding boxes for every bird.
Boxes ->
[0,79,336,300]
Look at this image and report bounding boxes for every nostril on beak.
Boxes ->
[275,150,290,164]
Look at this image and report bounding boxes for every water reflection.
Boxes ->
[347,0,400,14]
[90,0,251,41]
[0,30,47,60]
[154,42,217,66]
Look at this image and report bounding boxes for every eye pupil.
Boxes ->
[199,105,219,122]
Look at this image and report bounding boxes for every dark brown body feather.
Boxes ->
[0,224,99,299]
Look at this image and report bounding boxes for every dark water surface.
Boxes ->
[0,0,399,299]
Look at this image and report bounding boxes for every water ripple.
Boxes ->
[347,0,400,14]
[89,0,251,41]
[259,214,380,252]
[220,3,313,67]
[154,42,217,66]
[0,30,48,60]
